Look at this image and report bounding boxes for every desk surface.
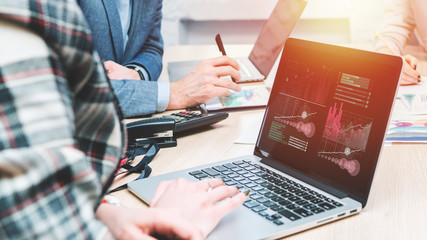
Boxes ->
[111,44,427,239]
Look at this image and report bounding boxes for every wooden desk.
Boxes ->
[111,44,427,239]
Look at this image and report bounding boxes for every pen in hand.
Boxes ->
[215,33,227,56]
[215,33,238,83]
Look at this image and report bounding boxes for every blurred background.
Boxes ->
[162,0,422,47]
[160,0,417,48]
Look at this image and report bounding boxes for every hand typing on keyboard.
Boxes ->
[150,178,249,239]
[97,178,248,240]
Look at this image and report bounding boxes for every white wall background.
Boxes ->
[161,0,386,48]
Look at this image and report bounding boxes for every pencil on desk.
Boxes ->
[375,31,423,83]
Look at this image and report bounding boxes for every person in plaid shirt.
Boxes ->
[0,0,248,239]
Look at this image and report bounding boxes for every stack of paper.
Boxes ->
[387,77,427,143]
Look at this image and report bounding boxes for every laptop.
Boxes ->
[129,38,403,239]
[167,0,307,83]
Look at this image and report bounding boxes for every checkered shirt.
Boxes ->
[0,0,126,239]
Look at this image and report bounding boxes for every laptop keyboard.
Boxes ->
[236,59,251,77]
[189,159,343,226]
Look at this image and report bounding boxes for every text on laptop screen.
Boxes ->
[255,38,402,202]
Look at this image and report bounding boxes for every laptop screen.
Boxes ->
[248,0,306,77]
[255,38,402,205]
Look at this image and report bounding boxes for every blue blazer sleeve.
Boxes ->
[124,1,164,81]
[110,79,158,117]
[79,0,164,81]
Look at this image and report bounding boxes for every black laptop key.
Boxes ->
[239,179,251,185]
[233,160,246,165]
[221,170,234,175]
[212,165,228,172]
[247,174,260,181]
[237,170,248,175]
[244,166,256,171]
[295,191,309,197]
[256,198,269,204]
[221,177,232,182]
[259,173,270,179]
[194,173,208,179]
[258,189,270,195]
[267,186,280,191]
[271,206,284,212]
[258,211,268,217]
[244,200,260,209]
[303,204,317,210]
[233,176,245,182]
[279,200,292,206]
[332,201,343,207]
[311,208,325,214]
[289,189,302,194]
[246,183,258,189]
[274,189,286,195]
[228,173,239,178]
[251,186,264,191]
[288,196,300,202]
[250,194,263,200]
[250,169,262,174]
[279,209,301,221]
[202,168,220,176]
[225,181,237,186]
[266,216,275,221]
[295,200,309,206]
[281,192,294,198]
[310,199,324,204]
[264,202,277,208]
[285,204,299,210]
[294,208,314,217]
[318,202,336,210]
[252,205,267,212]
[189,170,203,176]
[303,195,317,201]
[273,219,284,225]
[260,182,273,188]
[271,196,284,202]
[264,192,277,199]
[243,173,254,178]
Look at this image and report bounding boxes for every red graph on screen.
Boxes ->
[322,103,371,151]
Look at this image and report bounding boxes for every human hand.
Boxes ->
[151,178,249,238]
[96,203,204,240]
[104,60,141,80]
[168,56,242,109]
[399,55,420,86]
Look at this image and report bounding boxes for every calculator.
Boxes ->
[168,111,229,133]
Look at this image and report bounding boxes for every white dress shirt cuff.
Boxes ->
[156,81,170,112]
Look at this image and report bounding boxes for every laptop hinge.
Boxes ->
[260,157,348,199]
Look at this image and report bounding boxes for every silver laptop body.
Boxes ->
[129,38,403,239]
[167,0,307,83]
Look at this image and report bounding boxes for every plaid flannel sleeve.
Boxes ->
[0,4,123,239]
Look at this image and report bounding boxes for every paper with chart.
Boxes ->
[397,78,427,114]
[386,115,427,142]
[205,85,271,111]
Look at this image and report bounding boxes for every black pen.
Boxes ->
[215,33,238,82]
